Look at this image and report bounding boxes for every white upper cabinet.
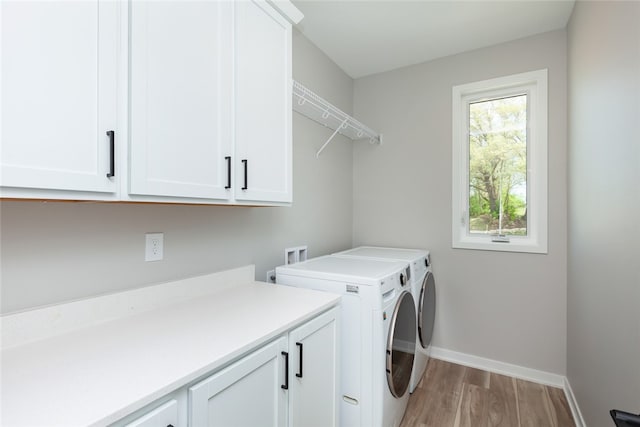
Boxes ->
[129,1,233,200]
[234,0,292,204]
[1,0,299,205]
[0,0,119,195]
[130,0,293,205]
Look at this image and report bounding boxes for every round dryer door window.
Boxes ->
[386,291,416,398]
[418,271,436,349]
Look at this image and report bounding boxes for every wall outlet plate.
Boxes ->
[266,270,276,284]
[145,233,164,262]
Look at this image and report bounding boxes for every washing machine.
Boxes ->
[276,255,416,427]
[334,246,436,393]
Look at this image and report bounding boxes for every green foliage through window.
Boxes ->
[468,95,527,236]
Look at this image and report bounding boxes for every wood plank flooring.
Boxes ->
[400,359,575,427]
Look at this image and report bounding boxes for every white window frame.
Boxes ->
[452,69,548,254]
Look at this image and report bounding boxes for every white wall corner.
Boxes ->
[563,376,588,427]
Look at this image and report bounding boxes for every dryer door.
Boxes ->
[418,271,436,349]
[386,291,416,398]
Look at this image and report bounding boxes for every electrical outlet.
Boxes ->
[145,233,164,262]
[266,270,276,284]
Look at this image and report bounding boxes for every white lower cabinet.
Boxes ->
[189,337,288,427]
[124,400,178,427]
[288,308,339,427]
[190,307,339,427]
[109,307,338,427]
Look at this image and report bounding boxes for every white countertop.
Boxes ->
[1,279,339,426]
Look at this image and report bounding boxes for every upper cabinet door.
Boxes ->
[129,1,233,200]
[234,0,292,204]
[1,0,118,194]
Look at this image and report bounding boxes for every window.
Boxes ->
[452,70,548,253]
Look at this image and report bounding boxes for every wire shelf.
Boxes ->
[292,80,382,157]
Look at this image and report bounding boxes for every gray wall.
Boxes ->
[567,2,640,425]
[352,30,568,375]
[0,31,354,314]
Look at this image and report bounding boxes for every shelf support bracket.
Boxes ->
[316,118,348,158]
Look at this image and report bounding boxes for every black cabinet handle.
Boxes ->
[106,130,115,178]
[225,156,231,189]
[281,351,289,390]
[296,342,303,378]
[241,159,248,190]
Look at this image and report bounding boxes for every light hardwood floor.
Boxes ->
[400,359,575,427]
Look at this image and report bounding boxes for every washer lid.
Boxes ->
[276,255,408,285]
[336,246,428,263]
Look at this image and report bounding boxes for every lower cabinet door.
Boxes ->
[189,337,288,427]
[288,308,339,427]
[124,400,178,427]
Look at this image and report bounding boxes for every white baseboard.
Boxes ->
[430,346,565,388]
[563,377,587,427]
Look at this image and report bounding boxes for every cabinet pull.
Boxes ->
[106,130,115,178]
[225,156,231,189]
[281,351,289,390]
[241,159,248,190]
[296,342,303,378]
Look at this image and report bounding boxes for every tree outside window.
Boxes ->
[468,95,527,236]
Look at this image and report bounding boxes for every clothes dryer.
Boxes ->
[276,256,416,427]
[334,246,436,393]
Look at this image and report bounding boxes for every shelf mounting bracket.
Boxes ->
[316,118,348,158]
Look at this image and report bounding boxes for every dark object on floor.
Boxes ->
[611,409,640,427]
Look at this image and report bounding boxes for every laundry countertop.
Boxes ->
[1,279,339,426]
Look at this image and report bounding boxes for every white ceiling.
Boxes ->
[292,0,575,78]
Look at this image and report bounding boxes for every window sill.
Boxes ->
[452,236,548,254]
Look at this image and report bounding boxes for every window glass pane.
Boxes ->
[468,94,527,236]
